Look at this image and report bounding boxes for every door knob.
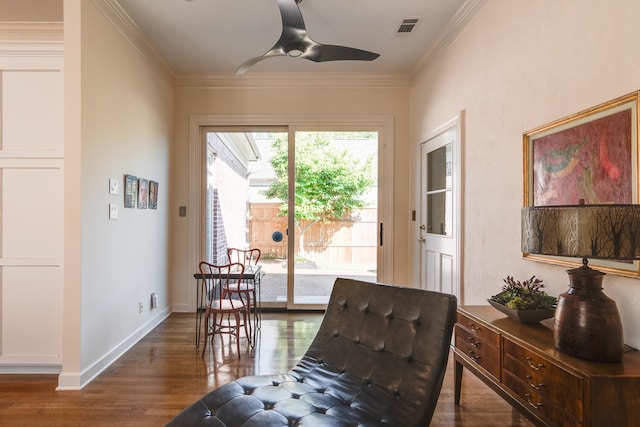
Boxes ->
[418,236,425,243]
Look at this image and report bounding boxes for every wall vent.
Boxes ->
[397,18,420,34]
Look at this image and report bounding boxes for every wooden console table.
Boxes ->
[454,305,640,427]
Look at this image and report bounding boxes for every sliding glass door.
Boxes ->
[203,127,379,309]
[290,130,377,307]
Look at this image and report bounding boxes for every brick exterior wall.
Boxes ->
[205,134,249,264]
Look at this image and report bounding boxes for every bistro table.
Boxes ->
[193,264,264,347]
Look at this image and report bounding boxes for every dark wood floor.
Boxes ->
[0,312,534,426]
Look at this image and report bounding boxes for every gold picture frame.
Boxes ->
[523,91,640,278]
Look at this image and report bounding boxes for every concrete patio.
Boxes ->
[258,259,376,305]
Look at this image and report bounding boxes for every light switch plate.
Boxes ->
[109,204,119,220]
[109,178,118,195]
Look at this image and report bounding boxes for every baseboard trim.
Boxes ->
[56,307,171,390]
[0,364,61,375]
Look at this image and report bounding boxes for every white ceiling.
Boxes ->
[115,0,470,77]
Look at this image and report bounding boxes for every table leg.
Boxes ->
[454,358,463,405]
[195,278,204,347]
[256,273,262,330]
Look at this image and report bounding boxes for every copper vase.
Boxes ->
[553,264,623,363]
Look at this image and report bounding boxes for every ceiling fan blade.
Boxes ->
[236,49,287,76]
[236,0,380,76]
[304,44,380,62]
[236,0,304,76]
[277,0,306,34]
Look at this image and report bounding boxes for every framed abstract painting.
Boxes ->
[523,91,640,277]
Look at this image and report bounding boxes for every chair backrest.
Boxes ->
[198,261,245,310]
[227,248,261,266]
[298,278,457,427]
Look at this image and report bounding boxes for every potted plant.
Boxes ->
[488,275,557,323]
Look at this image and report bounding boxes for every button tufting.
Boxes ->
[165,279,458,427]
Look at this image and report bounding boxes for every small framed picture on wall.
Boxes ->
[138,178,148,209]
[149,180,159,209]
[124,174,137,208]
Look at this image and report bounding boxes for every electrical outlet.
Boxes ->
[109,204,119,220]
[138,301,144,314]
[151,293,158,309]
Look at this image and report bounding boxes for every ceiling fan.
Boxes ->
[236,0,380,76]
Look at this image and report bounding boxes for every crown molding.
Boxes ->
[0,22,63,41]
[411,0,487,80]
[0,23,63,64]
[174,72,412,90]
[92,0,175,86]
[0,40,63,57]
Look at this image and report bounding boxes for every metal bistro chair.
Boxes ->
[199,261,250,358]
[224,248,261,334]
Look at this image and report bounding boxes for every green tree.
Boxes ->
[264,132,375,256]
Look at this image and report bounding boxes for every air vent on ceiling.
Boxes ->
[397,18,420,34]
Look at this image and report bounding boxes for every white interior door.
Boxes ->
[419,118,462,300]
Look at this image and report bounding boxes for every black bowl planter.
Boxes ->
[488,299,555,323]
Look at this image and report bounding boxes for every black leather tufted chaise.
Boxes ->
[166,278,457,426]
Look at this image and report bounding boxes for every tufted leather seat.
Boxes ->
[166,278,457,426]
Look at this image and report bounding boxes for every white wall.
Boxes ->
[59,0,174,389]
[411,0,640,349]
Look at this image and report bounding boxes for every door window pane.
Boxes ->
[426,143,452,236]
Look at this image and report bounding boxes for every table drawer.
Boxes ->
[456,312,500,347]
[503,338,583,421]
[503,370,582,427]
[455,325,500,379]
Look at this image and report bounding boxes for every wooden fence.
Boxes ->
[249,203,377,267]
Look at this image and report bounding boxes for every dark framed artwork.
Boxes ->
[138,178,148,209]
[523,91,639,277]
[149,180,158,210]
[124,174,138,208]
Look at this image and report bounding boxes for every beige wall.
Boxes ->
[0,0,62,21]
[59,0,174,389]
[411,0,640,349]
[170,84,411,310]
